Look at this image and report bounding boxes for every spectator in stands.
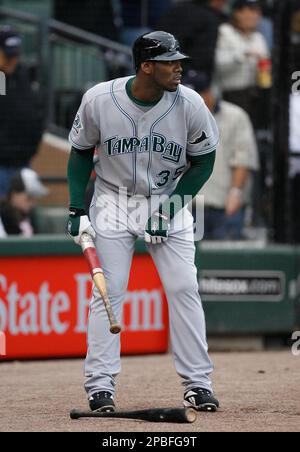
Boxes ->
[183,70,259,240]
[54,0,120,42]
[0,27,44,197]
[214,0,270,128]
[0,168,48,238]
[157,0,229,83]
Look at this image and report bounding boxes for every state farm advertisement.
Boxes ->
[0,255,169,360]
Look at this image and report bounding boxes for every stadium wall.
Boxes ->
[0,238,299,360]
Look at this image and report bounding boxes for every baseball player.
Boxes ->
[67,31,219,413]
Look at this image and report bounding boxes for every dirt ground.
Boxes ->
[0,351,299,432]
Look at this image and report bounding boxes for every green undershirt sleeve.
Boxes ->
[161,150,216,220]
[67,146,94,210]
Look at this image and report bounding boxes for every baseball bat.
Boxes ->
[70,407,197,423]
[80,232,121,334]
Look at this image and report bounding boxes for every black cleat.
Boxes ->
[184,388,219,412]
[88,391,116,412]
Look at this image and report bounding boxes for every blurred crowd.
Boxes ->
[1,0,300,241]
[0,26,47,237]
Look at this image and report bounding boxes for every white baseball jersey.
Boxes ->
[69,76,219,197]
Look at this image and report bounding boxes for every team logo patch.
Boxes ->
[72,113,83,135]
[189,131,209,145]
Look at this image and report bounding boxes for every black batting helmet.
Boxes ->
[132,31,189,72]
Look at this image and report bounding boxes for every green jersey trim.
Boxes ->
[126,77,161,107]
[67,147,94,210]
[161,150,216,220]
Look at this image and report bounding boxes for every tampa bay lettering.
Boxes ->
[104,134,183,163]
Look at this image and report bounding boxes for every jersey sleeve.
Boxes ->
[68,93,100,150]
[187,101,219,157]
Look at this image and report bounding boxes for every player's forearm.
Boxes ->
[162,150,216,219]
[67,147,94,210]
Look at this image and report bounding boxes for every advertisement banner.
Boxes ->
[0,255,169,359]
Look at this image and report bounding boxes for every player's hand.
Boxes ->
[67,208,96,245]
[144,210,170,244]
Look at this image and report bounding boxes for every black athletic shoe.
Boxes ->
[88,391,116,412]
[183,388,219,412]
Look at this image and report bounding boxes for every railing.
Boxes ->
[0,6,133,136]
[47,18,132,136]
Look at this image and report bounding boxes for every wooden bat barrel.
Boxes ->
[70,407,197,423]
